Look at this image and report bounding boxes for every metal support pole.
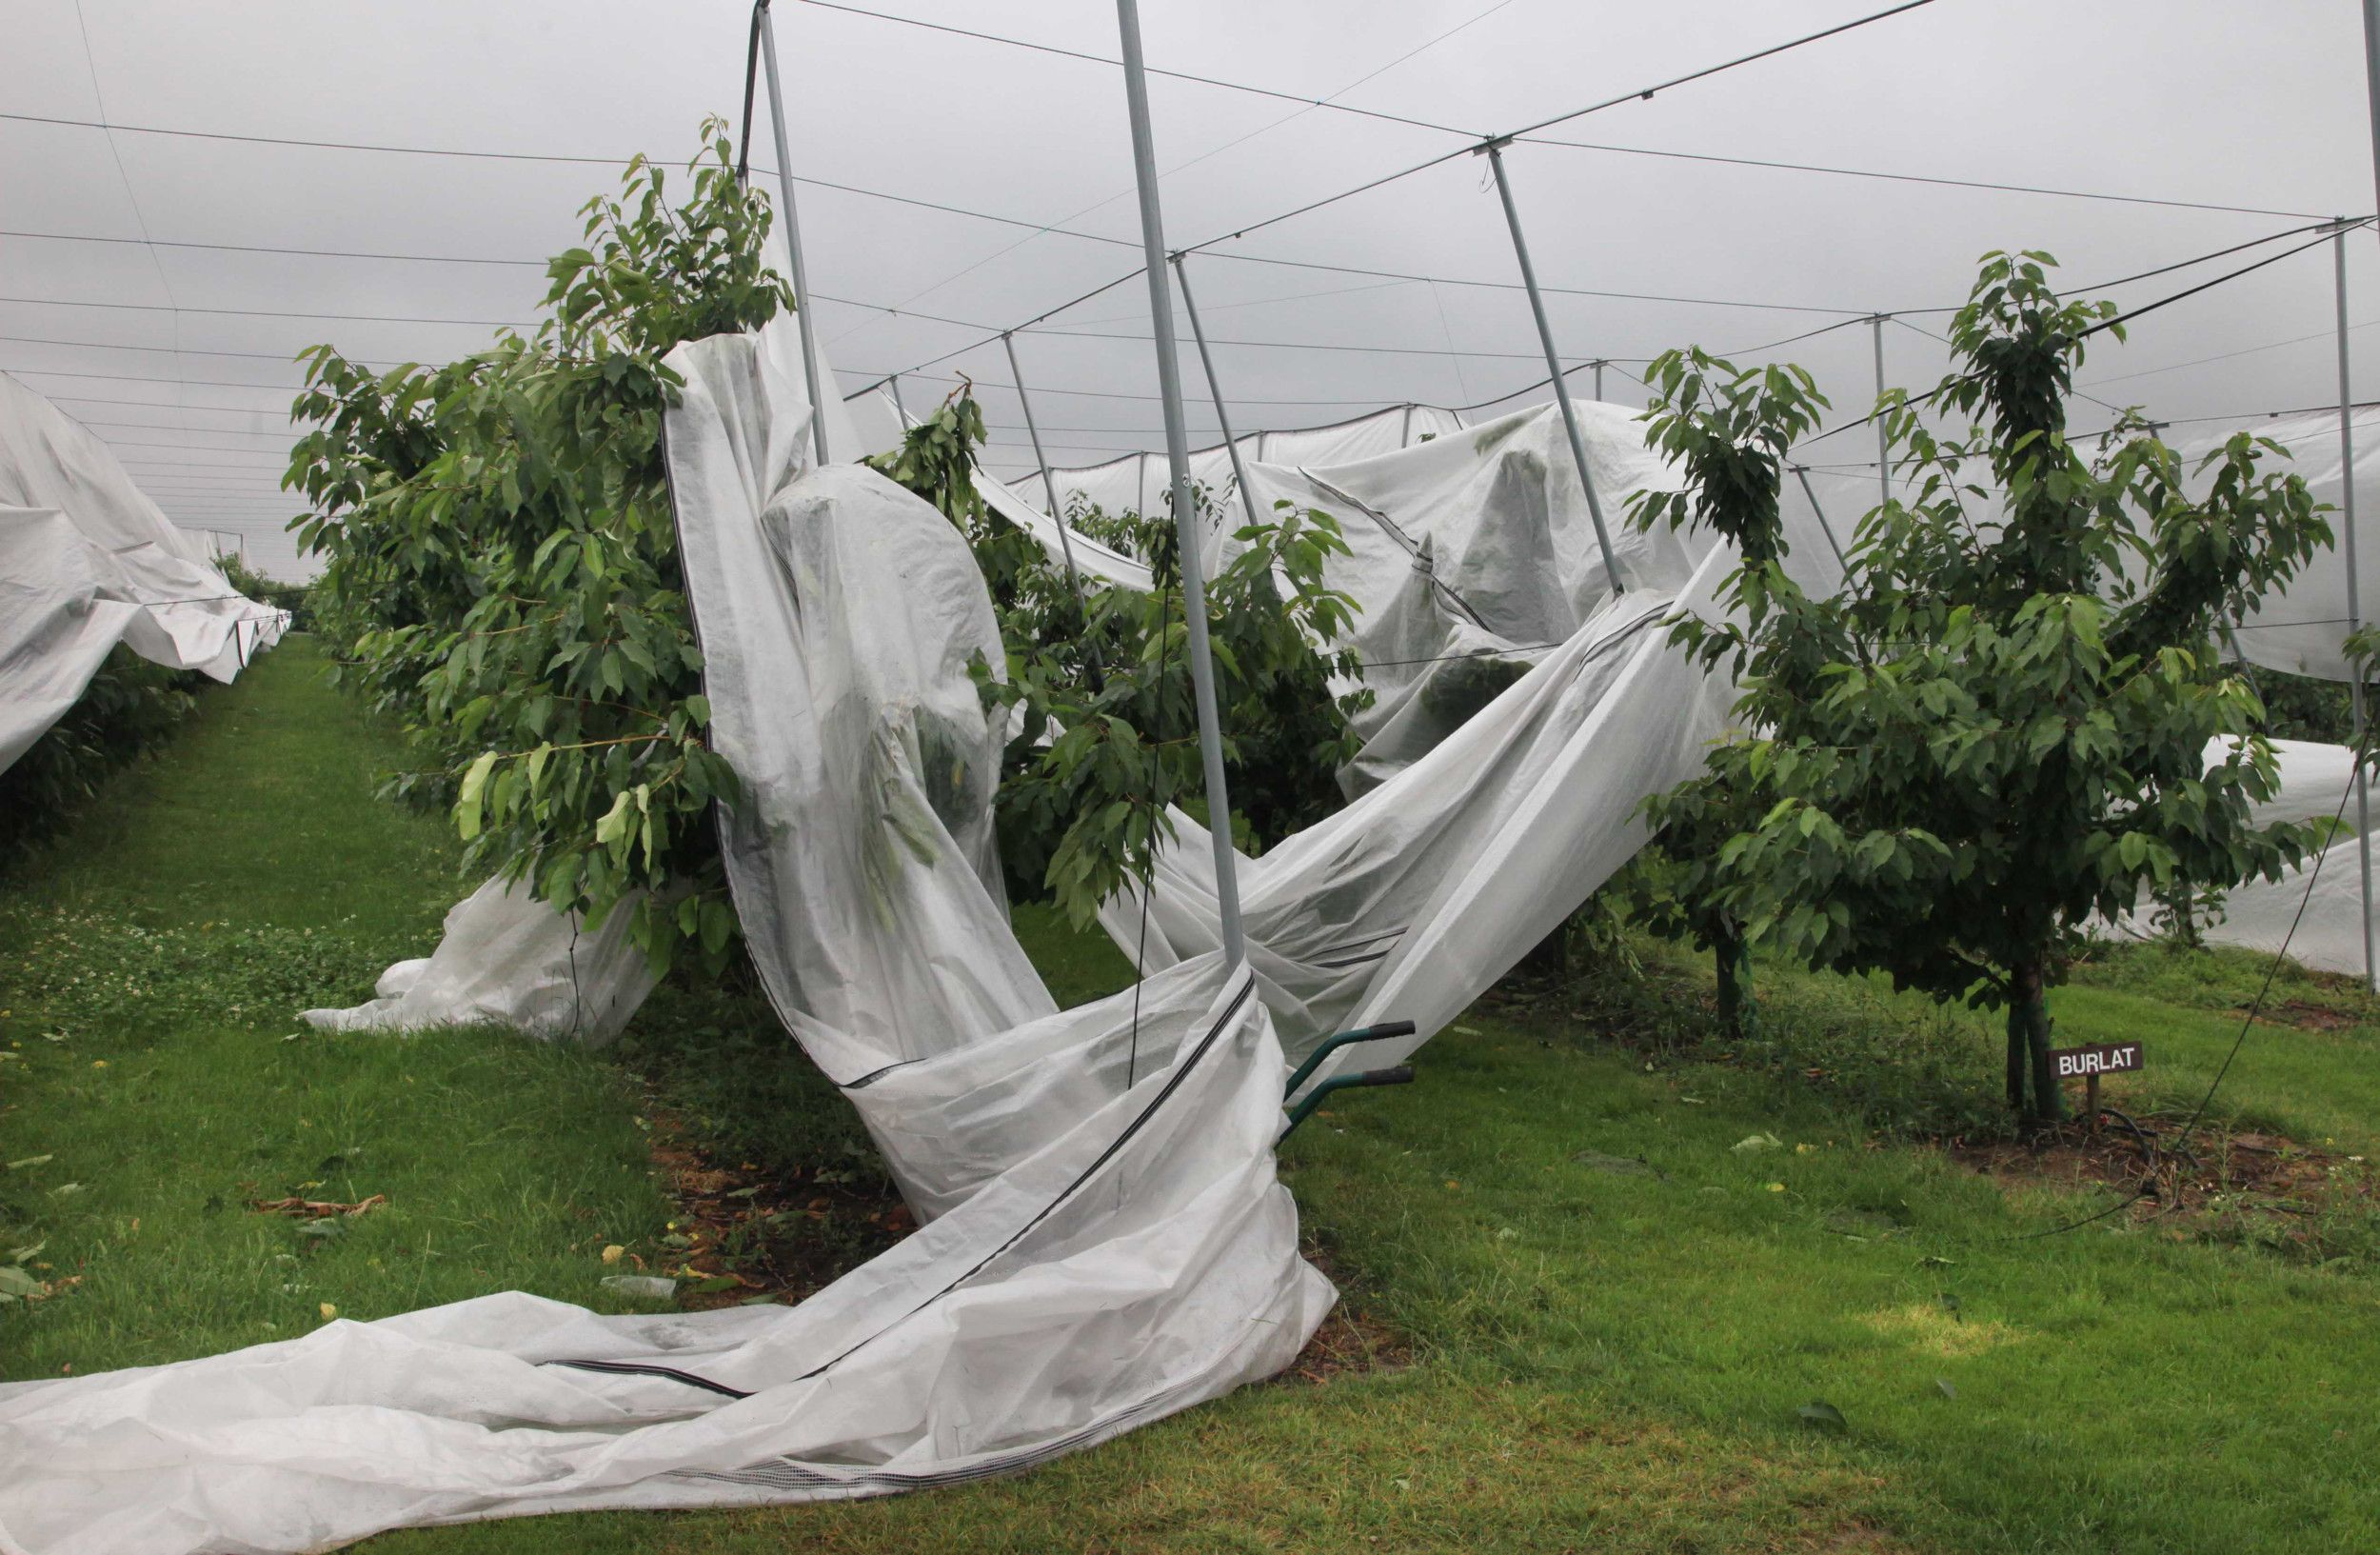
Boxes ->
[1593,359,1606,402]
[1171,255,1262,532]
[885,372,907,425]
[1871,314,1891,512]
[1789,465,1851,577]
[1114,0,1245,970]
[2365,0,2380,243]
[2335,224,2377,992]
[1481,140,1623,593]
[755,0,830,468]
[1001,329,1092,605]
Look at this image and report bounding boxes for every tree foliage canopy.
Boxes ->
[287,123,783,974]
[289,126,1374,967]
[1631,251,2330,1117]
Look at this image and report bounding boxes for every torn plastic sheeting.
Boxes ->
[1100,540,1737,1092]
[0,320,1329,1554]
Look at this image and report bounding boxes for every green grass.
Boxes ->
[0,641,677,1373]
[7,638,2380,1552]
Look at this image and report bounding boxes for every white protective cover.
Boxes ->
[1240,403,1711,793]
[0,372,289,772]
[993,395,1837,796]
[0,327,1332,1555]
[298,875,657,1047]
[1038,402,1470,526]
[0,318,1747,1553]
[292,327,895,1044]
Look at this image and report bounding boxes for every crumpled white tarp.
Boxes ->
[0,373,288,773]
[0,310,1750,1551]
[0,323,1336,1555]
[298,875,656,1047]
[988,394,1836,796]
[1033,402,1471,528]
[1101,543,1735,1089]
[1240,403,1715,793]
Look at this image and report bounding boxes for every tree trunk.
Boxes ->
[1715,925,1757,1042]
[2007,960,2067,1124]
[2004,1000,2027,1115]
[1521,919,1568,979]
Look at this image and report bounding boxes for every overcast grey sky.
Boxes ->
[3,0,2376,578]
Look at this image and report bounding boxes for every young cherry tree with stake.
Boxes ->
[1631,251,2330,1124]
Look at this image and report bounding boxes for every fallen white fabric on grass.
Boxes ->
[0,313,1745,1553]
[299,875,657,1047]
[0,956,1321,1555]
[0,321,1329,1555]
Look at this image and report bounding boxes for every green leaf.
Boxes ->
[1796,1400,1848,1433]
[455,750,499,841]
[594,788,635,849]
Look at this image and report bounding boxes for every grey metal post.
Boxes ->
[755,0,830,468]
[1482,140,1623,592]
[2365,0,2380,240]
[1593,360,1606,402]
[2335,224,2377,992]
[1789,465,1851,577]
[1001,329,1091,602]
[1170,255,1262,532]
[885,372,907,425]
[1871,314,1891,512]
[1115,0,1245,970]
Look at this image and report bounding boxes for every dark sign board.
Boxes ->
[2050,1042,2143,1080]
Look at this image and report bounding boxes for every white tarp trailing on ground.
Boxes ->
[0,373,288,773]
[298,875,657,1046]
[0,315,1740,1553]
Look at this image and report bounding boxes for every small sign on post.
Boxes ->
[2049,1042,2144,1131]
